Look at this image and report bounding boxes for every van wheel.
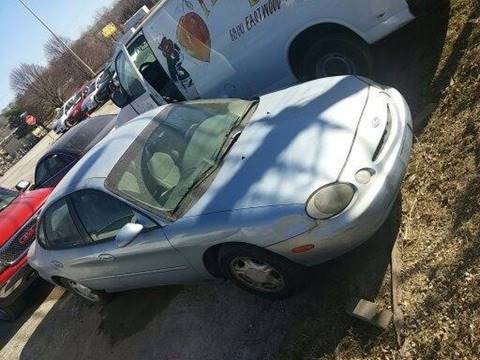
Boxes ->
[218,244,308,300]
[60,278,112,304]
[299,32,372,81]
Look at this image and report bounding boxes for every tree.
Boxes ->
[1,103,29,137]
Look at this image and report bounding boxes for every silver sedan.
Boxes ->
[28,76,412,302]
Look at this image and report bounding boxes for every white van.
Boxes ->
[111,0,414,118]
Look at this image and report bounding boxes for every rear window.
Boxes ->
[35,154,73,187]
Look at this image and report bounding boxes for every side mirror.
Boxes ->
[15,180,31,193]
[115,223,143,248]
[110,88,129,108]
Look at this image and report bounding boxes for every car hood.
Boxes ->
[0,188,53,247]
[186,76,369,216]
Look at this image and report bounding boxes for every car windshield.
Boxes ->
[54,107,65,120]
[0,189,17,212]
[106,100,253,217]
[84,84,96,96]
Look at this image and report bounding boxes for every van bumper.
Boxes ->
[363,7,415,44]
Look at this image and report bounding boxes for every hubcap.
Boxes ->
[229,257,285,293]
[316,53,356,77]
[68,280,100,302]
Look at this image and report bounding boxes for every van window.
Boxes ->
[116,52,147,101]
[127,34,185,103]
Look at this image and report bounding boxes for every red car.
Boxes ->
[65,83,96,128]
[0,184,53,321]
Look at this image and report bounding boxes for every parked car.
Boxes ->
[51,95,80,134]
[65,84,96,128]
[29,76,413,303]
[82,63,115,114]
[32,114,117,190]
[82,69,115,115]
[110,0,414,122]
[0,184,53,321]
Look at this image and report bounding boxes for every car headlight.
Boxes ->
[306,183,355,219]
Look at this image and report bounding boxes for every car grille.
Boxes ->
[0,217,37,266]
[372,105,392,162]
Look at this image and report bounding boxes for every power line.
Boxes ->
[17,0,96,77]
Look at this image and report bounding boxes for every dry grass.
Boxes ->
[332,0,480,358]
[281,0,480,358]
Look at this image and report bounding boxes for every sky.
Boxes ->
[0,0,117,110]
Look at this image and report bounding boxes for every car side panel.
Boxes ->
[163,205,316,278]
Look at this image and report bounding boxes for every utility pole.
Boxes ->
[17,0,96,77]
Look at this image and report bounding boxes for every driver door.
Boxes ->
[47,190,191,292]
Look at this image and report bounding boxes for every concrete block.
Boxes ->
[346,299,393,330]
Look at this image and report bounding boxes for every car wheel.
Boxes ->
[218,244,308,300]
[60,278,112,304]
[300,32,372,81]
[0,298,26,322]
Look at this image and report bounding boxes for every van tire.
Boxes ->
[299,32,372,81]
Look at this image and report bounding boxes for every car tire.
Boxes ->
[60,278,112,304]
[0,298,27,322]
[218,244,308,300]
[300,32,372,81]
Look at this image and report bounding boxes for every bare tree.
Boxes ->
[8,0,161,127]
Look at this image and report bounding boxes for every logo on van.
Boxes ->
[159,37,200,99]
[229,0,283,42]
[177,12,211,62]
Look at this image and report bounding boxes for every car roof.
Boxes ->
[42,114,117,159]
[44,107,164,206]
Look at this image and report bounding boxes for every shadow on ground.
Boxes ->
[0,280,53,350]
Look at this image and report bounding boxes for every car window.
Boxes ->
[36,154,73,186]
[106,100,251,216]
[115,51,146,101]
[0,188,17,212]
[54,107,65,120]
[71,190,154,242]
[43,199,85,249]
[84,85,96,96]
[34,161,49,186]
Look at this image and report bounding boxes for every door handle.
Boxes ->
[97,254,116,262]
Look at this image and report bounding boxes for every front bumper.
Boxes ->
[0,260,38,307]
[267,86,413,266]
